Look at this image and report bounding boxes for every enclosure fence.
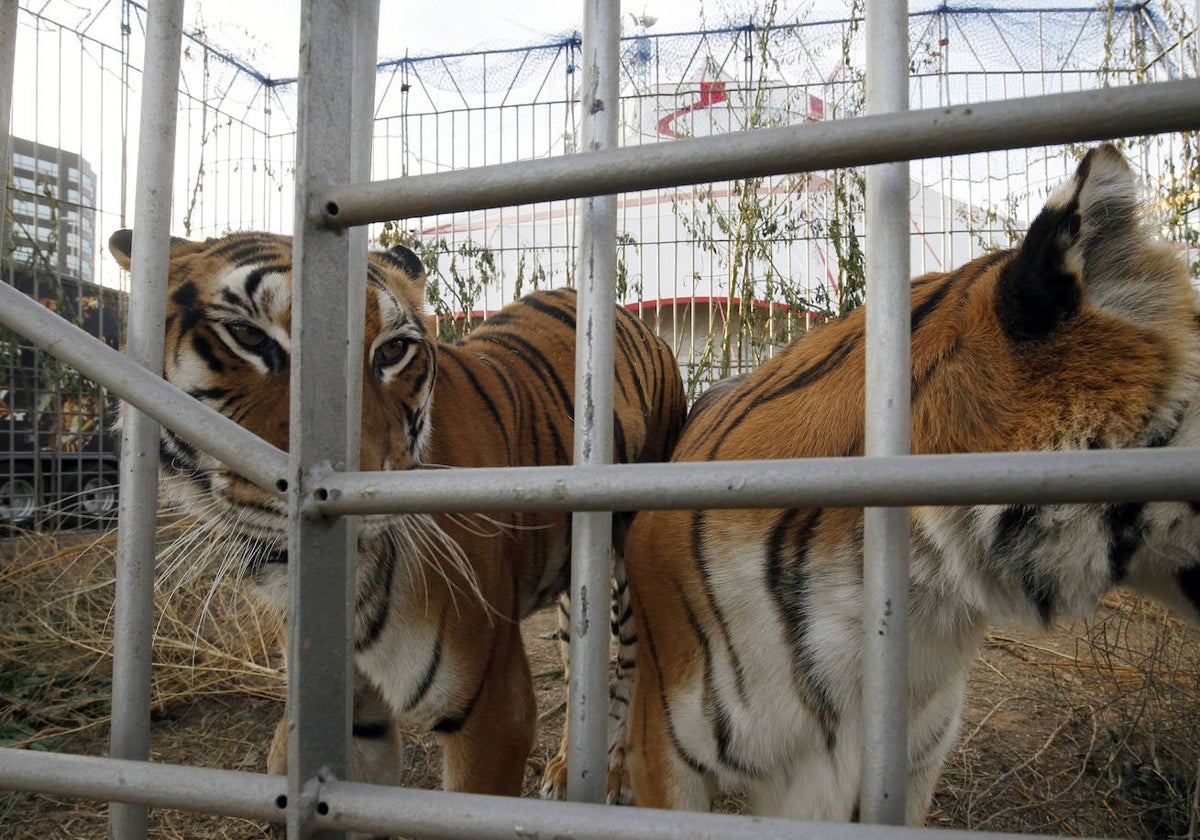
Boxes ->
[1,0,1200,839]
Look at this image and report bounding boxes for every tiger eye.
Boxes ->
[228,322,268,349]
[376,337,410,365]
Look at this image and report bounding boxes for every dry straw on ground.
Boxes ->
[1,525,1198,838]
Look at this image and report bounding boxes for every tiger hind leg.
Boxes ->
[626,629,714,812]
[439,619,536,795]
[539,560,636,804]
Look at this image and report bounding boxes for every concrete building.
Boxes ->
[5,136,97,283]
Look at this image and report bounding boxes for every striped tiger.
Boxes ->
[107,229,687,800]
[624,144,1200,822]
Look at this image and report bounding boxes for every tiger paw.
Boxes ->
[539,750,569,800]
[538,751,632,804]
[606,746,633,805]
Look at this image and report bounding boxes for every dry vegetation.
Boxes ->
[1,526,1198,838]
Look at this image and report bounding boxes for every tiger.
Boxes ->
[624,143,1200,823]
[106,229,687,801]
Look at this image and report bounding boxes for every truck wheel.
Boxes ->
[78,475,119,521]
[1,470,38,528]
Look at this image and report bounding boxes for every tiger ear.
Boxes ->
[107,228,196,271]
[107,229,134,270]
[378,243,427,292]
[995,144,1140,341]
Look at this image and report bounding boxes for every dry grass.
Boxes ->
[0,524,286,837]
[934,593,1200,838]
[1,528,1198,838]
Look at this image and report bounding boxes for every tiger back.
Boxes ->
[107,230,687,800]
[624,144,1200,823]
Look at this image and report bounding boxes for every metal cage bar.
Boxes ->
[108,3,184,837]
[314,79,1200,225]
[0,0,15,220]
[308,446,1200,515]
[284,2,377,837]
[860,0,912,824]
[0,748,1063,840]
[566,0,621,804]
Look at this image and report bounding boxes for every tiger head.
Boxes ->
[107,230,438,593]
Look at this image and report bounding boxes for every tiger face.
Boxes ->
[625,144,1200,823]
[107,230,433,566]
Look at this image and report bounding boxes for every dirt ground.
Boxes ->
[2,529,1198,839]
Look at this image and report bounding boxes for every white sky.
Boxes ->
[184,1,794,80]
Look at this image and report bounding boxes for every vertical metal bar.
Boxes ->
[567,0,621,806]
[861,0,911,826]
[346,1,379,470]
[0,0,15,222]
[1195,0,1199,76]
[108,3,184,839]
[288,1,359,837]
[342,0,380,600]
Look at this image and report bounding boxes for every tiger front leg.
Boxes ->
[538,595,573,800]
[267,667,403,788]
[440,619,537,796]
[626,628,714,812]
[539,574,635,805]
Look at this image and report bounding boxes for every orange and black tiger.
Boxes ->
[107,229,687,800]
[625,144,1200,822]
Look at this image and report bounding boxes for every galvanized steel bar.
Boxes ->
[310,447,1200,515]
[314,80,1200,225]
[344,0,379,474]
[861,0,912,825]
[0,749,285,824]
[287,2,360,838]
[0,282,289,494]
[0,748,1050,840]
[566,0,621,805]
[313,779,1055,840]
[0,0,16,220]
[109,3,184,837]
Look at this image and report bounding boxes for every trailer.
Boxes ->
[1,266,123,528]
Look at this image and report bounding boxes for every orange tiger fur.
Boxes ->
[625,144,1200,822]
[107,229,687,800]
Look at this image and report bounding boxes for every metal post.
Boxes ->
[345,0,379,471]
[0,0,16,223]
[287,1,364,837]
[315,80,1200,227]
[108,3,183,839]
[567,0,621,805]
[861,0,912,826]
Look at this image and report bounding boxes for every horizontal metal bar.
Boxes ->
[310,447,1200,516]
[0,280,290,495]
[0,748,1050,840]
[0,749,284,823]
[316,79,1200,226]
[315,779,1051,840]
